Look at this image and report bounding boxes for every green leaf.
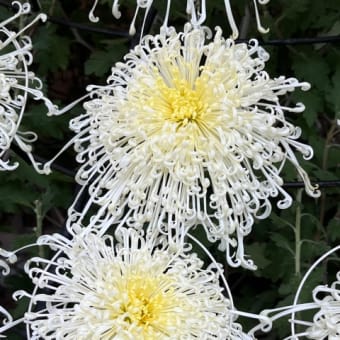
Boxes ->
[326,64,340,112]
[328,218,340,242]
[313,169,339,181]
[85,40,128,76]
[247,242,271,270]
[279,275,300,295]
[0,184,36,212]
[23,103,69,140]
[294,89,323,127]
[292,56,330,92]
[270,232,294,255]
[33,25,71,73]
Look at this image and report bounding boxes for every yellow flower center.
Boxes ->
[112,273,181,337]
[161,80,205,127]
[124,276,166,325]
[157,76,207,128]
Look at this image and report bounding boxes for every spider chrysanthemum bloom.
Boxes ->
[248,247,340,338]
[61,25,319,269]
[304,272,340,339]
[20,229,247,339]
[0,2,55,171]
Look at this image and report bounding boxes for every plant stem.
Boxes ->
[49,0,57,17]
[34,199,44,258]
[319,120,338,226]
[295,189,303,277]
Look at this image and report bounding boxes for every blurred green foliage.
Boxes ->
[0,0,339,338]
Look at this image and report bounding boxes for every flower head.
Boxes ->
[304,271,340,339]
[89,0,270,38]
[60,25,319,269]
[248,246,340,339]
[0,2,55,171]
[21,229,247,339]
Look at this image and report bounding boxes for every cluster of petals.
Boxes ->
[0,2,55,171]
[303,271,340,339]
[58,24,320,268]
[12,228,250,339]
[247,246,340,339]
[285,246,340,339]
[89,0,270,38]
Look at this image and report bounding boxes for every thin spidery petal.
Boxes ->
[0,248,17,276]
[0,2,57,172]
[288,245,340,339]
[0,306,14,336]
[247,246,340,339]
[304,282,340,339]
[89,0,270,38]
[0,247,24,335]
[57,25,320,269]
[301,272,340,339]
[17,228,251,339]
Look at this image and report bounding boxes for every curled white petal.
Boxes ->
[302,273,340,339]
[0,4,57,172]
[0,248,17,275]
[90,0,270,38]
[248,246,340,339]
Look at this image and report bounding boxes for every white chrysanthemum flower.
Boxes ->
[51,25,319,269]
[89,0,270,38]
[15,229,249,339]
[0,2,55,171]
[303,272,340,339]
[248,246,340,339]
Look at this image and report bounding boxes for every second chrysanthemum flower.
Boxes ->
[23,229,246,339]
[60,24,319,268]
